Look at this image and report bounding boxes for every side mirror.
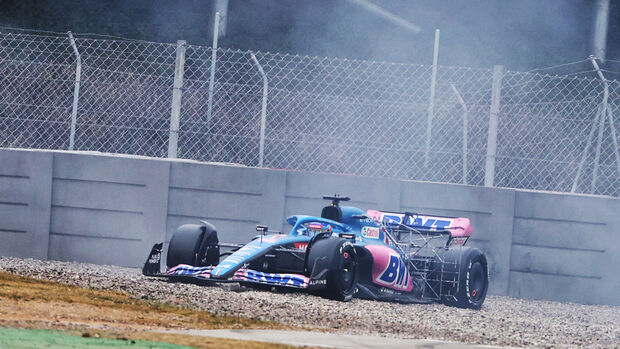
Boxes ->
[257,225,268,244]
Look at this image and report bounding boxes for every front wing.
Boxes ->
[167,264,313,289]
[143,243,325,290]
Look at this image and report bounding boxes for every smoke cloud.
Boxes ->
[0,0,605,70]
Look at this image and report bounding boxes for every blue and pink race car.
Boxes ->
[143,196,489,309]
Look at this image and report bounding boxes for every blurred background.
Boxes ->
[0,0,617,70]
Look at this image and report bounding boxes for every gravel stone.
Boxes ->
[1,256,618,348]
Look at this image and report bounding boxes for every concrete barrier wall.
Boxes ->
[509,191,620,305]
[0,150,52,260]
[47,153,170,267]
[0,148,617,305]
[166,163,286,245]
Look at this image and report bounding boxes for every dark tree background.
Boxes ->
[0,0,617,70]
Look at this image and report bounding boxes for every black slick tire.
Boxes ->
[439,247,489,309]
[166,222,219,269]
[306,237,358,301]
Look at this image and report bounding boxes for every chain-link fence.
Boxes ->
[1,29,618,196]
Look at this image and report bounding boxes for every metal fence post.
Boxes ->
[168,40,186,158]
[206,12,220,123]
[590,57,608,193]
[424,29,440,170]
[591,99,606,192]
[450,83,468,184]
[67,31,81,151]
[484,65,503,187]
[606,105,620,182]
[572,106,601,193]
[250,53,268,167]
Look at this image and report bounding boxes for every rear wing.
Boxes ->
[366,210,473,238]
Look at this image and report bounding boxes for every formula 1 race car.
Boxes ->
[143,195,489,309]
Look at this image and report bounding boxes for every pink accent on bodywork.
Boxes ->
[448,218,473,237]
[366,209,383,222]
[366,209,473,237]
[364,244,413,292]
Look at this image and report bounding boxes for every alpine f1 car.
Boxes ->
[143,195,489,309]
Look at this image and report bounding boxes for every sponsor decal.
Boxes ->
[261,235,289,243]
[375,254,411,290]
[407,216,452,230]
[294,242,308,250]
[466,261,472,300]
[361,226,380,239]
[168,265,214,278]
[379,287,394,294]
[339,241,353,254]
[339,233,356,239]
[381,214,402,226]
[309,279,327,286]
[378,212,453,231]
[240,270,308,287]
[450,237,468,246]
[148,254,160,264]
[379,287,402,295]
[308,222,331,232]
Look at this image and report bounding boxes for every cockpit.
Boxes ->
[296,221,333,236]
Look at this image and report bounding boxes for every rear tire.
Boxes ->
[306,238,358,301]
[166,222,219,269]
[434,247,489,309]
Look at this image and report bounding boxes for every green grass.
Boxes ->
[0,327,193,349]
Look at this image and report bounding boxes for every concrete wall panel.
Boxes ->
[48,234,145,266]
[508,271,604,304]
[512,218,608,251]
[510,245,603,278]
[48,152,169,266]
[167,162,285,244]
[511,190,619,305]
[0,150,52,259]
[52,179,146,213]
[0,194,28,233]
[50,206,144,240]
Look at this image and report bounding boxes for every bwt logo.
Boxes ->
[382,214,451,230]
[409,216,451,230]
[376,254,410,290]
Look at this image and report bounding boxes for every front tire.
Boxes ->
[166,222,219,269]
[306,238,358,301]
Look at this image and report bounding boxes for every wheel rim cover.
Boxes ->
[341,250,356,291]
[470,261,485,301]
